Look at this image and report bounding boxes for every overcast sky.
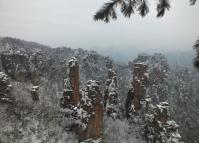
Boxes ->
[0,0,198,61]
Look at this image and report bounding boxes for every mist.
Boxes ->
[0,0,198,63]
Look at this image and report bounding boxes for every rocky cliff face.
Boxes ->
[168,67,199,142]
[1,52,40,83]
[0,72,15,104]
[0,37,198,143]
[78,80,103,141]
[0,37,120,87]
[144,101,182,143]
[60,61,104,142]
[126,61,182,143]
[125,62,148,117]
[132,63,148,111]
[68,57,80,105]
[0,37,115,143]
[104,69,120,119]
[129,53,169,104]
[128,53,199,143]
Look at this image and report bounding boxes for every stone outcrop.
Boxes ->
[31,86,40,101]
[60,58,104,142]
[133,63,148,111]
[104,69,120,119]
[60,79,74,108]
[60,57,80,107]
[148,54,169,103]
[65,80,104,142]
[125,62,148,117]
[78,80,103,141]
[68,57,80,105]
[144,101,182,143]
[125,87,134,118]
[1,52,40,84]
[126,58,182,142]
[0,72,15,104]
[132,63,148,112]
[130,53,169,103]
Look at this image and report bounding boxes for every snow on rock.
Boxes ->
[104,69,120,119]
[60,58,104,141]
[68,57,80,105]
[31,86,40,101]
[129,53,169,103]
[60,78,75,108]
[0,72,9,87]
[62,80,104,141]
[0,72,15,104]
[60,57,80,107]
[144,101,182,143]
[77,80,103,141]
[80,137,104,143]
[0,37,187,143]
[126,58,182,143]
[69,57,78,68]
[125,62,149,116]
[1,52,40,83]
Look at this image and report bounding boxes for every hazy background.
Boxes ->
[0,0,198,63]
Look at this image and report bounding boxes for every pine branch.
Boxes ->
[157,0,170,17]
[94,0,120,23]
[138,0,149,17]
[190,0,197,5]
[194,38,199,69]
[94,0,197,23]
[121,0,136,18]
[194,39,199,48]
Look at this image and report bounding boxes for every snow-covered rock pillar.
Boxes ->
[132,63,148,111]
[68,57,80,105]
[78,80,103,141]
[144,102,182,142]
[104,69,120,119]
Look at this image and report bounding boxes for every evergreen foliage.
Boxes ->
[94,0,197,22]
[193,38,199,69]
